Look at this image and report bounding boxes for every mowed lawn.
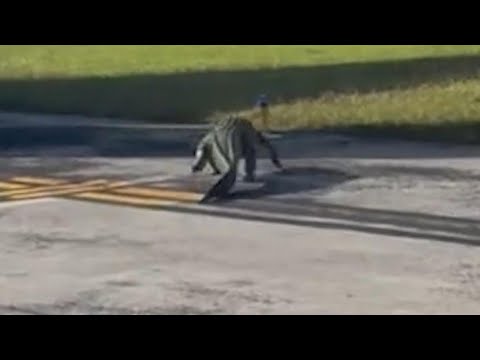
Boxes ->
[1,45,480,142]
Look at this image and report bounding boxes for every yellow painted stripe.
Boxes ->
[0,181,29,190]
[11,176,127,191]
[0,180,109,198]
[5,176,203,204]
[9,181,121,201]
[11,177,65,186]
[73,192,178,207]
[111,187,203,203]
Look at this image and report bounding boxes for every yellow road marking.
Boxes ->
[111,187,203,203]
[0,180,108,198]
[11,177,65,186]
[73,192,179,207]
[10,181,129,201]
[11,176,204,202]
[0,181,29,190]
[2,176,205,205]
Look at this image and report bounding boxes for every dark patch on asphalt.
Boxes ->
[18,234,151,250]
[224,279,256,288]
[0,126,199,157]
[0,303,224,315]
[354,164,480,181]
[20,234,106,250]
[1,272,28,278]
[276,166,350,177]
[0,286,225,315]
[105,280,139,288]
[171,282,288,308]
[0,158,100,178]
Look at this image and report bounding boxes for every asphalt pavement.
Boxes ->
[2,112,480,314]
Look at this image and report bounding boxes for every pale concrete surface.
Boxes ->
[1,112,480,314]
[1,200,480,315]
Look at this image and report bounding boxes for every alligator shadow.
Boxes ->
[222,166,360,200]
[203,165,480,246]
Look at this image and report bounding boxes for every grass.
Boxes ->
[247,80,480,143]
[2,45,480,78]
[1,45,480,142]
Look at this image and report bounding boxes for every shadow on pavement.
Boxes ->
[2,125,480,161]
[160,198,480,247]
[222,166,359,200]
[189,166,480,246]
[0,126,200,157]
